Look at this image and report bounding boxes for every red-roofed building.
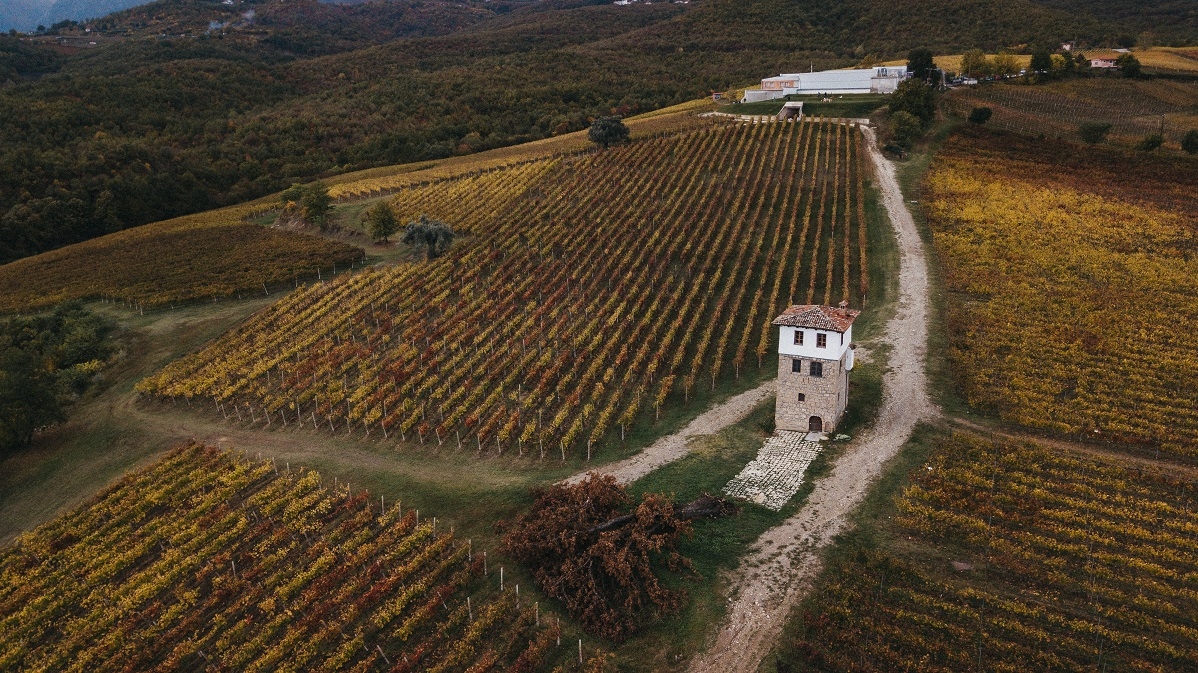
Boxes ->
[772,302,860,433]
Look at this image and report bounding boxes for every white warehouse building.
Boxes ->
[742,66,908,103]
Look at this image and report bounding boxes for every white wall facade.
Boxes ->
[744,66,908,101]
[777,325,852,362]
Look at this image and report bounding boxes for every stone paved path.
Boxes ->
[722,432,822,511]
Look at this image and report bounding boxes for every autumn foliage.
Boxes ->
[500,475,732,642]
[781,430,1198,671]
[0,444,551,671]
[925,128,1198,458]
[140,121,871,460]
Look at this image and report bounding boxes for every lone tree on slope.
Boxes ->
[281,181,333,230]
[1078,122,1113,144]
[362,202,399,243]
[968,106,993,125]
[588,116,630,148]
[401,215,455,260]
[1182,130,1198,155]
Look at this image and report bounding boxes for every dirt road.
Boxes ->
[564,381,776,485]
[688,126,937,673]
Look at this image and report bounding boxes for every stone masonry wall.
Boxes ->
[775,352,849,432]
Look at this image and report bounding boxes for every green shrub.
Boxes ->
[1136,133,1164,152]
[968,107,992,124]
[1078,122,1113,144]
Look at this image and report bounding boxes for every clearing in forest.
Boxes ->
[925,128,1198,459]
[139,120,872,461]
[777,427,1198,672]
[0,444,578,672]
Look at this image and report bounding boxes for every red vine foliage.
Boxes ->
[500,474,730,642]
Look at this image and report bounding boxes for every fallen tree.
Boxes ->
[499,474,736,641]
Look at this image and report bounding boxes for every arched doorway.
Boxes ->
[808,416,823,432]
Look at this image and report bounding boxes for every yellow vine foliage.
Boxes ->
[786,428,1198,670]
[926,129,1198,457]
[140,120,872,460]
[0,444,551,671]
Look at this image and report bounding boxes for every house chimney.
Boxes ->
[838,300,849,316]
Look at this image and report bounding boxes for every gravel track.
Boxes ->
[564,381,776,485]
[688,125,938,673]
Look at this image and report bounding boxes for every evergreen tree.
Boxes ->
[1030,49,1054,75]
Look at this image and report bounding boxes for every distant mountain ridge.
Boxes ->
[2,0,150,32]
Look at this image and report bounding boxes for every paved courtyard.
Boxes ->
[722,431,823,511]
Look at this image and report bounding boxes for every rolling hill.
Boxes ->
[0,0,151,32]
[0,0,1189,266]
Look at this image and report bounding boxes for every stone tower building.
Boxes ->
[772,302,860,434]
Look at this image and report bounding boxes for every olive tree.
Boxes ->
[588,116,630,148]
[401,215,455,260]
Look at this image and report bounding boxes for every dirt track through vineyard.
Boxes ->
[688,126,938,673]
[563,381,776,485]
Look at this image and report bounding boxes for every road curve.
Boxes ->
[687,125,938,673]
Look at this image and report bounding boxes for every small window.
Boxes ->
[810,361,824,377]
[816,333,827,348]
[792,358,802,373]
[793,330,804,346]
[797,393,806,402]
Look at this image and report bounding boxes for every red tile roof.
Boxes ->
[771,304,860,332]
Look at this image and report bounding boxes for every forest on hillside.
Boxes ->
[0,0,1188,265]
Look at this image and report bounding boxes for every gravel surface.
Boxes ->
[563,381,776,485]
[688,125,938,673]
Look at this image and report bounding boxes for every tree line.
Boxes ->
[0,303,113,453]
